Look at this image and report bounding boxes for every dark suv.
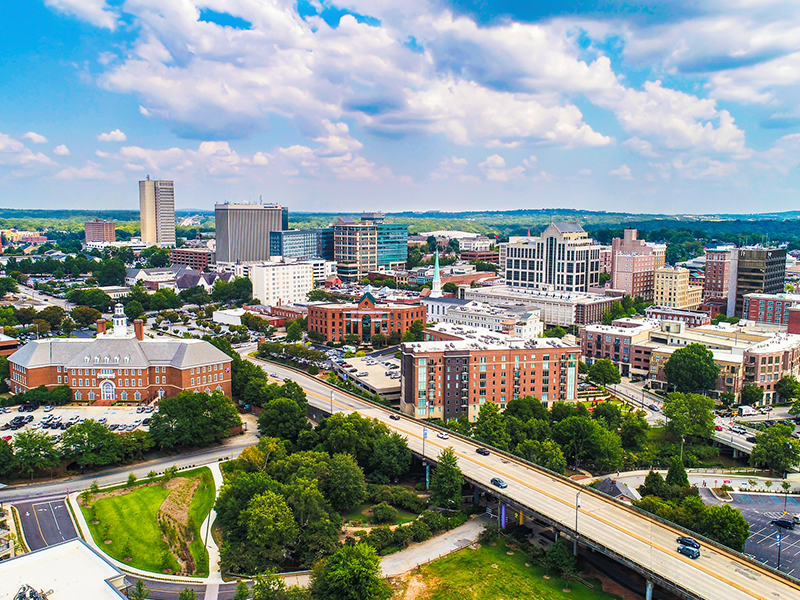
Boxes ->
[677,545,700,559]
[771,518,795,529]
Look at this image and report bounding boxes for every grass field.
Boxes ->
[82,467,216,575]
[408,538,624,600]
[343,503,419,526]
[83,485,175,573]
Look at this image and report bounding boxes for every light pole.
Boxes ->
[574,491,581,556]
[680,436,685,462]
[330,391,334,416]
[777,529,783,571]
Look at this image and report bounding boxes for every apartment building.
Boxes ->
[139,177,176,247]
[460,236,493,252]
[250,261,314,306]
[400,332,579,421]
[704,247,733,300]
[501,222,601,293]
[84,219,115,244]
[169,248,215,270]
[609,229,666,301]
[727,246,787,317]
[308,293,425,343]
[742,292,800,326]
[581,319,661,377]
[440,302,544,339]
[654,266,703,310]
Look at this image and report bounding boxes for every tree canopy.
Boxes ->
[663,343,719,392]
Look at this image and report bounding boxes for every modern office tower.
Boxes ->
[727,246,787,317]
[334,216,408,281]
[501,222,601,293]
[654,266,704,310]
[269,228,335,261]
[704,247,734,300]
[139,177,176,247]
[215,203,286,265]
[84,218,116,244]
[610,229,666,301]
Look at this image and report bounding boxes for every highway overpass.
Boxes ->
[246,351,800,600]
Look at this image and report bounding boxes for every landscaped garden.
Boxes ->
[395,537,625,600]
[79,467,215,576]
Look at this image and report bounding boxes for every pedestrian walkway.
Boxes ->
[381,514,489,577]
[203,583,219,600]
[202,462,224,583]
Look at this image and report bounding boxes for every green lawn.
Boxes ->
[82,467,217,576]
[414,538,624,600]
[83,485,176,573]
[343,503,419,526]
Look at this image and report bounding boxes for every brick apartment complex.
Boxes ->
[84,219,115,244]
[9,304,232,404]
[459,250,500,263]
[610,229,666,301]
[581,319,660,377]
[400,331,579,421]
[308,293,425,343]
[169,248,215,270]
[742,292,800,326]
[644,306,712,328]
[704,247,732,300]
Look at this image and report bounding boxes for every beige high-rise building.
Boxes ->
[610,229,666,301]
[654,266,703,310]
[139,177,176,247]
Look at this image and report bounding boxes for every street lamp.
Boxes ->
[574,492,581,556]
[680,436,685,462]
[330,391,334,416]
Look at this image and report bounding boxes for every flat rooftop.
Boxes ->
[337,355,401,395]
[0,539,126,599]
[403,334,578,354]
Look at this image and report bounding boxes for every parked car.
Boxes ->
[490,477,507,489]
[677,545,700,559]
[771,518,795,529]
[43,405,54,412]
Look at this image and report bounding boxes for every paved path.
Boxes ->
[202,462,224,583]
[381,514,489,577]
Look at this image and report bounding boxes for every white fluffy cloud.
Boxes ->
[55,161,123,181]
[430,156,468,181]
[22,132,48,144]
[45,0,118,30]
[53,145,70,156]
[96,129,127,142]
[609,164,633,180]
[0,132,56,167]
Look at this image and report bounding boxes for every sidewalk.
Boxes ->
[380,514,489,577]
[202,462,223,583]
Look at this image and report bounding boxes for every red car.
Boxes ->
[715,425,723,431]
[1,435,11,442]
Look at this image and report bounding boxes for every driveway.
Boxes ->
[15,496,78,551]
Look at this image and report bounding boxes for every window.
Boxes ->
[101,381,115,401]
[75,391,81,401]
[88,391,95,401]
[155,376,160,384]
[191,378,195,385]
[134,391,141,401]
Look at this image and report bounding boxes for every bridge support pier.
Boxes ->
[501,503,507,529]
[733,448,739,458]
[645,580,653,600]
[474,487,479,505]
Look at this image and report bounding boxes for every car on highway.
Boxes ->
[677,537,700,549]
[437,431,450,440]
[771,518,795,529]
[476,447,490,456]
[715,425,723,431]
[746,436,757,443]
[389,414,400,420]
[677,545,700,559]
[649,404,660,412]
[269,373,279,378]
[490,477,507,489]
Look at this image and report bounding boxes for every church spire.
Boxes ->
[430,248,443,298]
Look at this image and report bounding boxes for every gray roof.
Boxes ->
[595,478,642,501]
[10,337,231,370]
[423,297,473,306]
[552,222,585,234]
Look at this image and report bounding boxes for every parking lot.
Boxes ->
[703,489,800,575]
[0,404,153,443]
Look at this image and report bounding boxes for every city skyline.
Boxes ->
[2,1,800,213]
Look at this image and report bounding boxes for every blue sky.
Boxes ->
[1,0,800,214]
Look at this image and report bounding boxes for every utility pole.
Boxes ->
[574,492,581,556]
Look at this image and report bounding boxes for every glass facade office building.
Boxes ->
[270,228,335,261]
[377,223,408,267]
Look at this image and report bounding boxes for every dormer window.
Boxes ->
[84,357,90,363]
[104,356,110,363]
[124,357,129,363]
[114,356,120,364]
[94,356,100,363]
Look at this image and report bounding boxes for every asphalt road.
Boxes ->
[15,496,78,551]
[242,349,800,600]
[703,489,800,576]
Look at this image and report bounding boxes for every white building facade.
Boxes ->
[250,261,314,306]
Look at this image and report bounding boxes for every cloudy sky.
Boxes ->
[2,0,800,213]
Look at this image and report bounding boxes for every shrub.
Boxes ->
[371,502,399,524]
[127,472,137,486]
[365,526,394,551]
[448,511,467,529]
[392,524,414,546]
[409,519,432,542]
[415,482,426,491]
[478,521,502,545]
[420,510,446,533]
[308,365,319,375]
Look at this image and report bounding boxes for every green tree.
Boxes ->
[662,393,715,441]
[12,429,60,478]
[59,419,123,468]
[61,317,76,337]
[620,411,650,450]
[776,376,799,402]
[739,384,764,406]
[178,589,198,600]
[663,343,719,393]
[180,286,212,306]
[504,395,548,422]
[592,401,622,430]
[665,456,689,487]
[127,579,151,600]
[369,432,412,481]
[233,581,250,600]
[473,402,510,451]
[95,258,127,286]
[70,305,102,327]
[0,356,9,393]
[750,423,800,475]
[38,306,66,329]
[515,439,567,474]
[429,447,464,509]
[699,504,750,552]
[546,539,576,577]
[148,390,242,449]
[588,359,621,386]
[244,491,299,566]
[257,397,311,444]
[637,470,669,498]
[319,453,367,512]
[0,438,14,479]
[311,543,391,600]
[285,321,303,343]
[552,416,601,467]
[125,300,145,320]
[371,333,386,348]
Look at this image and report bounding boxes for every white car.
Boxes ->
[437,431,450,440]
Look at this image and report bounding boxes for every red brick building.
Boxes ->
[9,304,232,404]
[742,293,800,327]
[308,293,426,343]
[84,219,116,244]
[169,248,215,270]
[459,250,500,263]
